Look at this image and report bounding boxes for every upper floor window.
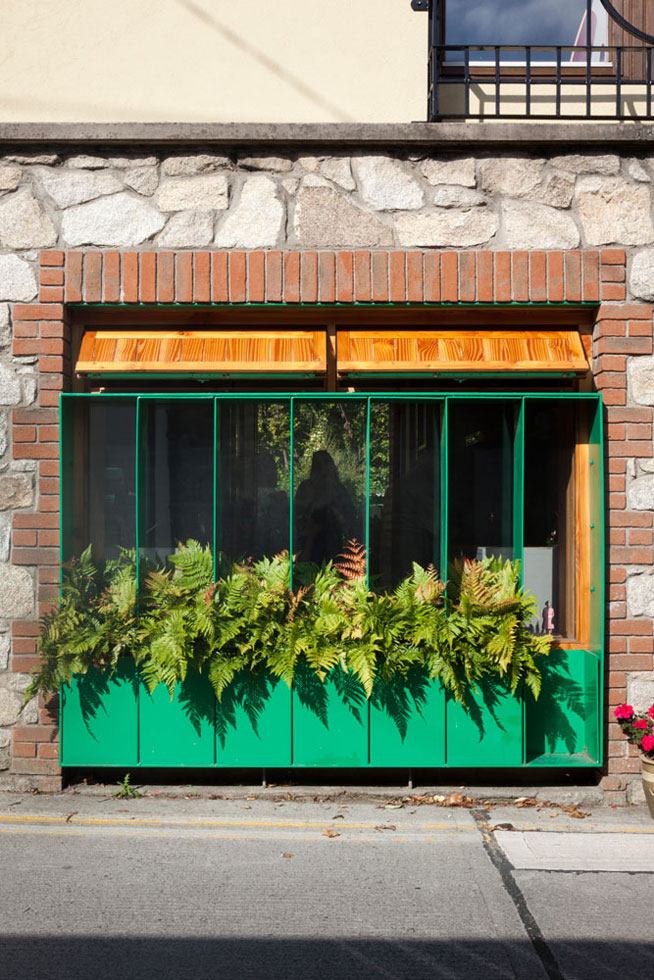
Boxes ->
[444,0,609,64]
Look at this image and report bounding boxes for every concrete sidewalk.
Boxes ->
[1,789,653,980]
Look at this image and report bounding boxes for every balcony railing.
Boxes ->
[429,44,654,120]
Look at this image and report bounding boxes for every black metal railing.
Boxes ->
[428,44,654,121]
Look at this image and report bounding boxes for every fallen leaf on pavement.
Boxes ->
[375,825,397,832]
[322,828,340,838]
[282,853,293,859]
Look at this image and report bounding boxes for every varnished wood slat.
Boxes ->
[337,329,589,374]
[77,329,328,373]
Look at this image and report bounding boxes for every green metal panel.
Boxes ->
[292,663,369,766]
[139,671,216,766]
[216,671,292,766]
[60,659,139,767]
[369,673,446,766]
[525,648,600,765]
[445,680,524,767]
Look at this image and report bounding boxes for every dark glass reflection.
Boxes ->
[445,0,592,47]
[67,399,136,561]
[141,401,214,563]
[293,401,365,572]
[524,402,577,638]
[219,401,291,562]
[369,402,441,590]
[448,402,515,564]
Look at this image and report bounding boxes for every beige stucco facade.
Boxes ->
[0,0,426,124]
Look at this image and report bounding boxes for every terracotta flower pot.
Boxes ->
[641,755,654,819]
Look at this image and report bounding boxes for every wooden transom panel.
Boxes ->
[76,330,327,374]
[337,330,590,374]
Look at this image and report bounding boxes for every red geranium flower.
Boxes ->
[614,704,635,721]
[634,719,649,730]
[649,705,654,720]
[641,734,654,753]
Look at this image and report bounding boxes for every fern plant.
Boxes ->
[27,540,552,709]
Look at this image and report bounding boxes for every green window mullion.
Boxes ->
[440,397,449,579]
[213,397,219,582]
[135,395,143,596]
[513,398,525,586]
[289,396,295,593]
[365,397,371,589]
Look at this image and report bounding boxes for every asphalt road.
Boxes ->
[0,794,652,980]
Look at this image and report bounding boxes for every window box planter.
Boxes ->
[59,648,600,770]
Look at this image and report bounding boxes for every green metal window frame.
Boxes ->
[58,390,605,770]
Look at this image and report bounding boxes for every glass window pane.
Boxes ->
[523,401,578,639]
[369,401,441,590]
[64,399,136,561]
[140,400,214,564]
[218,401,291,563]
[448,401,515,565]
[445,0,595,47]
[293,400,365,575]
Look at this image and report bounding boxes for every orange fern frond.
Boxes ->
[334,539,367,581]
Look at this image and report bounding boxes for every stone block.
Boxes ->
[0,513,9,561]
[158,211,214,248]
[319,158,355,190]
[502,201,579,249]
[0,635,8,670]
[629,251,654,302]
[215,175,284,248]
[239,156,292,173]
[420,158,476,187]
[62,192,166,247]
[627,671,654,711]
[156,175,229,212]
[431,186,485,209]
[0,166,21,191]
[66,155,108,169]
[38,168,122,208]
[0,255,37,302]
[0,365,21,406]
[0,190,56,249]
[294,184,392,248]
[628,474,654,510]
[628,355,654,405]
[123,167,159,197]
[551,153,620,175]
[576,177,654,246]
[352,156,424,210]
[479,156,544,197]
[0,689,24,727]
[0,304,9,348]
[538,170,575,209]
[395,208,497,248]
[162,154,230,176]
[627,571,654,618]
[0,474,33,510]
[0,564,33,619]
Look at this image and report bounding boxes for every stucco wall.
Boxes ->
[0,0,426,124]
[1,143,653,800]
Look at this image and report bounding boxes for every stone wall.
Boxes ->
[1,144,654,798]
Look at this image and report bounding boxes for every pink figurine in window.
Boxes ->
[542,601,555,635]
